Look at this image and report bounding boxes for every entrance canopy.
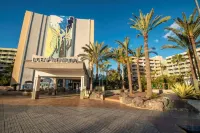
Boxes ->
[25,60,89,78]
[25,60,89,99]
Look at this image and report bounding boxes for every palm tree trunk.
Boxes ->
[98,69,100,86]
[144,34,152,98]
[117,62,122,88]
[126,54,133,95]
[96,63,98,80]
[122,65,125,90]
[136,58,142,92]
[117,63,121,75]
[90,63,93,91]
[188,50,197,80]
[190,36,200,73]
[188,50,199,91]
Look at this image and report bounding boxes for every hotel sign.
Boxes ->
[32,55,79,63]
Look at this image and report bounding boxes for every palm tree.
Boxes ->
[130,46,144,92]
[194,0,200,15]
[151,70,158,79]
[160,63,167,76]
[162,34,200,90]
[166,9,200,74]
[116,37,133,94]
[118,49,129,90]
[101,62,111,86]
[111,48,122,77]
[171,54,186,75]
[111,47,127,89]
[130,9,170,98]
[78,42,96,91]
[93,42,109,81]
[99,61,110,86]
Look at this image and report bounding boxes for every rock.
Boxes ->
[132,97,144,107]
[156,97,170,107]
[124,97,132,105]
[162,97,169,107]
[144,100,164,111]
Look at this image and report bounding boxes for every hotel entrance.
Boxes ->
[24,60,89,99]
[39,78,81,96]
[57,79,81,93]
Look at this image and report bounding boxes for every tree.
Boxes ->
[0,64,13,86]
[111,47,127,90]
[101,62,111,86]
[194,0,200,15]
[130,9,170,98]
[118,48,129,90]
[171,54,186,75]
[79,42,110,91]
[94,42,110,80]
[116,37,133,94]
[111,48,122,77]
[165,9,200,76]
[130,46,144,92]
[78,42,96,91]
[160,63,167,76]
[99,61,110,86]
[107,69,121,89]
[162,34,200,91]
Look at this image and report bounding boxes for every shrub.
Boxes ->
[171,83,199,99]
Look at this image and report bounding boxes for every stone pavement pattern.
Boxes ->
[0,96,200,133]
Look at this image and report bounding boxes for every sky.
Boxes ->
[0,0,197,61]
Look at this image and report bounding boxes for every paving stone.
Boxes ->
[1,96,200,133]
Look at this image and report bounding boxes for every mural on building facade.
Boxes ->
[44,15,75,58]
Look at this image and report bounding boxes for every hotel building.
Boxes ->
[0,48,17,72]
[11,11,94,98]
[166,48,200,81]
[131,56,165,80]
[132,48,200,83]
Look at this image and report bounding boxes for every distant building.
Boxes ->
[131,56,165,81]
[0,47,17,73]
[132,48,200,83]
[165,48,200,82]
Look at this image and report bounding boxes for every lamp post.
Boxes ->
[194,0,200,15]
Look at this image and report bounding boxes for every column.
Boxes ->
[63,79,66,88]
[81,76,84,91]
[32,76,41,99]
[80,76,85,99]
[53,78,57,95]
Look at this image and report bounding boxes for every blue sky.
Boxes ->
[0,0,197,59]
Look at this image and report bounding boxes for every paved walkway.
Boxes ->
[0,96,200,133]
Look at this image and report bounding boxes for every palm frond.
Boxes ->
[152,16,171,30]
[162,44,182,50]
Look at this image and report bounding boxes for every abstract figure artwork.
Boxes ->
[44,15,75,58]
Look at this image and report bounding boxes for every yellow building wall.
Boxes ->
[11,11,33,84]
[90,20,94,44]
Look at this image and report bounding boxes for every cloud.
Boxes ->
[154,39,159,43]
[163,22,180,39]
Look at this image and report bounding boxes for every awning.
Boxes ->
[25,60,89,77]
